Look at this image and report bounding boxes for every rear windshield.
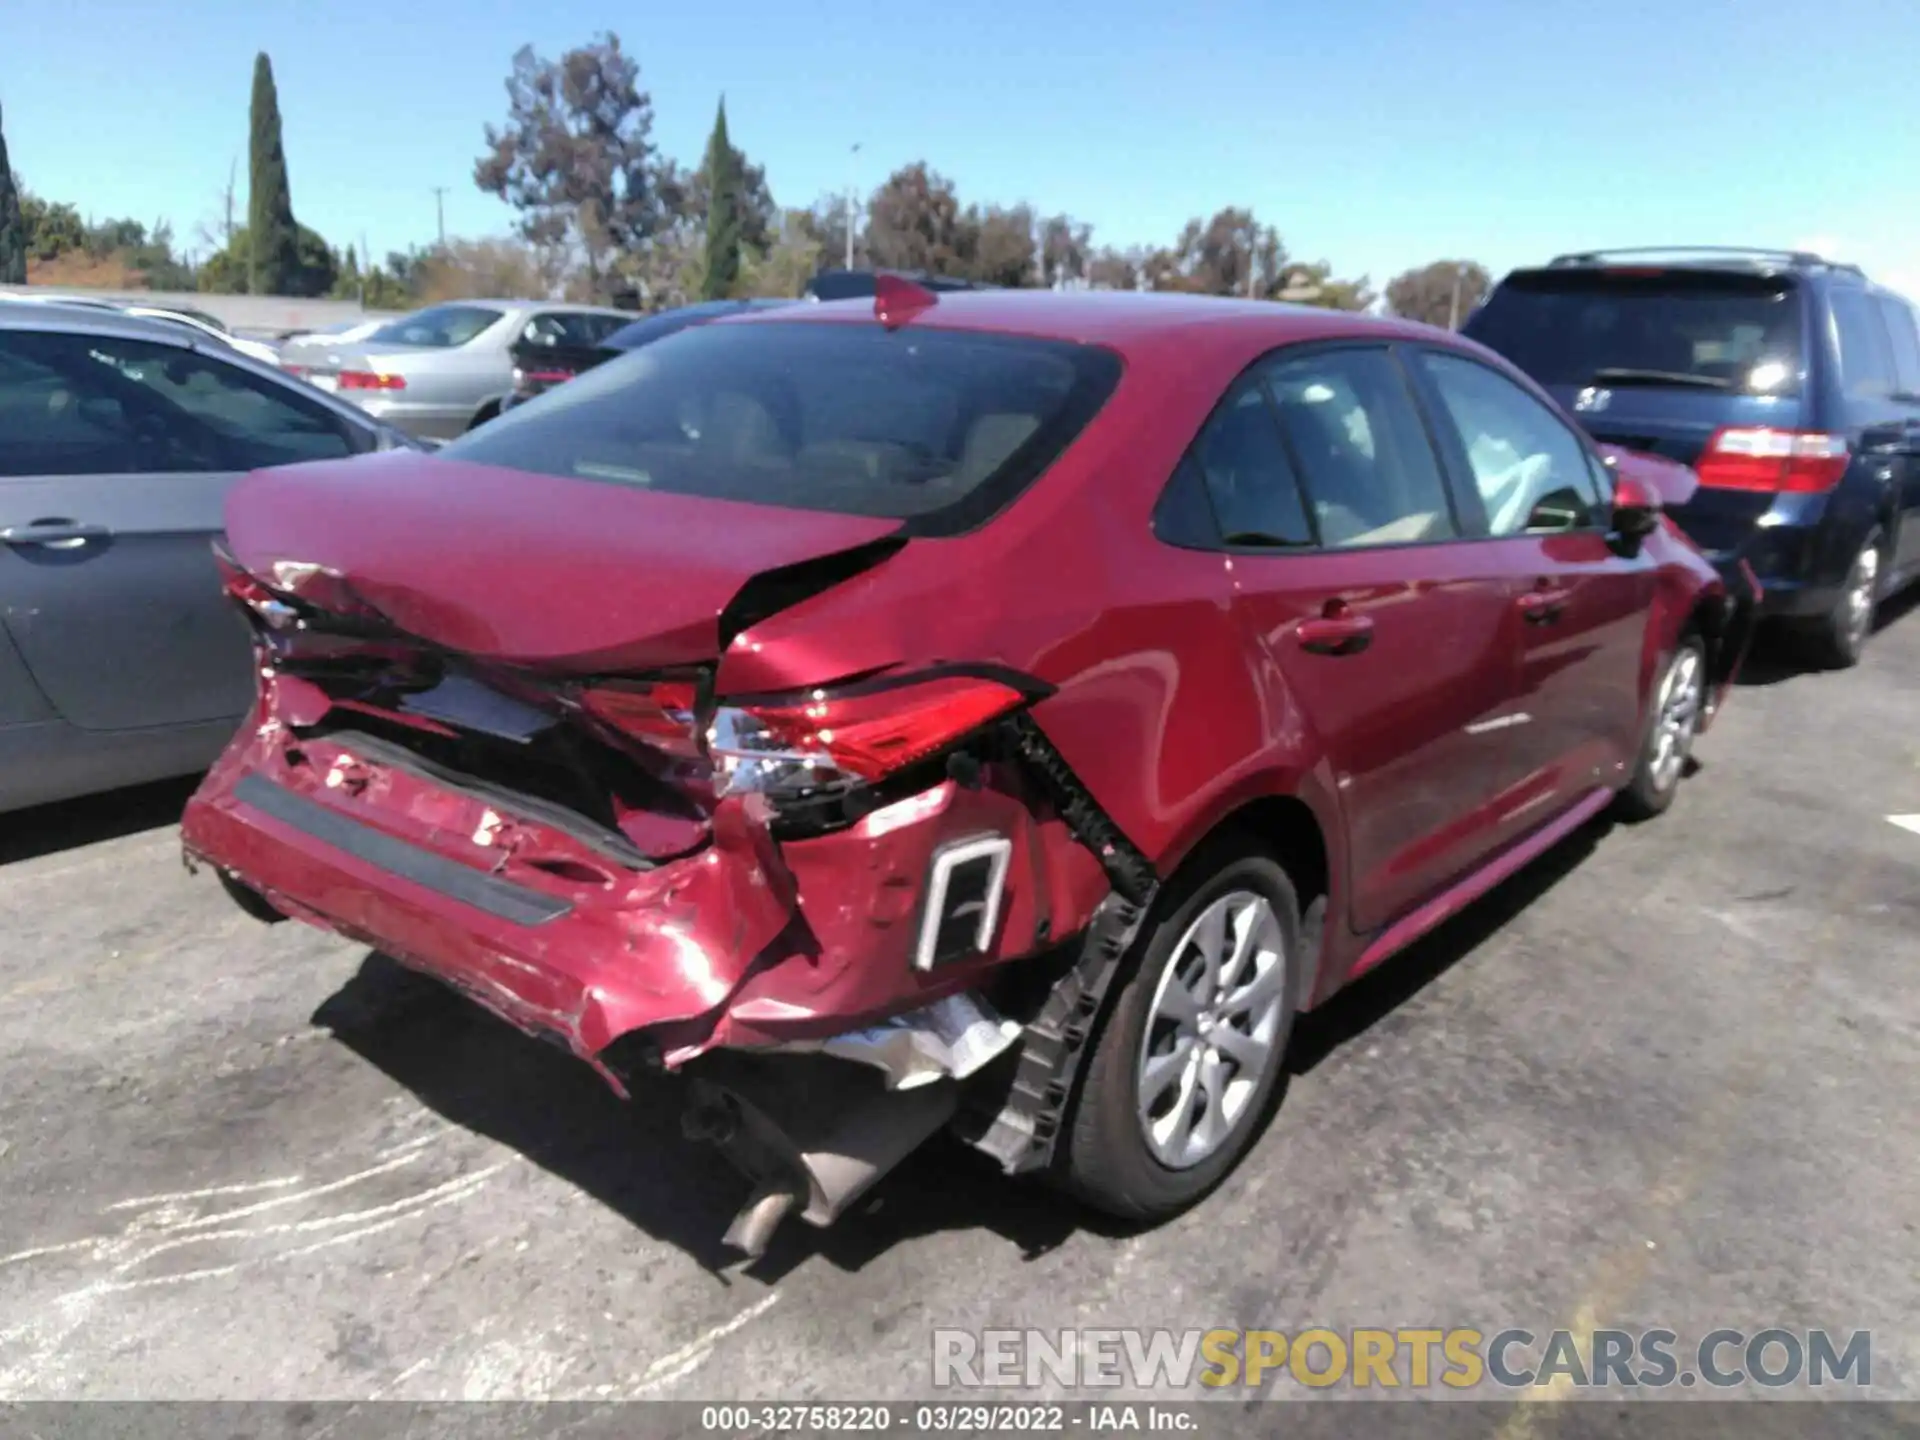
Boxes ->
[1466,270,1805,395]
[442,320,1123,535]
[368,304,504,349]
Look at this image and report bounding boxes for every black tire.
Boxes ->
[1800,527,1883,670]
[466,401,502,432]
[1615,633,1707,822]
[218,869,288,924]
[1061,836,1303,1222]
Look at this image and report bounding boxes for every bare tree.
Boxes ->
[1385,260,1493,328]
[1040,214,1093,287]
[192,156,239,263]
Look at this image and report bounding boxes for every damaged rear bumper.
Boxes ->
[182,715,1108,1088]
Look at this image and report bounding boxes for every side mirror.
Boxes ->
[1611,474,1661,544]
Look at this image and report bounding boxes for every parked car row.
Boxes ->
[278,300,633,440]
[5,250,1913,1266]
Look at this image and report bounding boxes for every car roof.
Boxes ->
[408,299,629,316]
[725,288,1437,358]
[0,300,201,346]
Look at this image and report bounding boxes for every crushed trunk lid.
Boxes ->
[223,452,907,671]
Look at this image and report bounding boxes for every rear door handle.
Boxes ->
[0,519,112,549]
[1517,587,1571,624]
[1296,613,1375,656]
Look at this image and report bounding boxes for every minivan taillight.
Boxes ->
[1695,426,1850,493]
[707,674,1034,801]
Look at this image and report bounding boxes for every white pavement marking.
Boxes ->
[104,1176,305,1212]
[627,1292,782,1397]
[0,1138,510,1396]
[1888,814,1920,837]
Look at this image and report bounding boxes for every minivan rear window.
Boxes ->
[442,319,1123,535]
[1465,270,1804,395]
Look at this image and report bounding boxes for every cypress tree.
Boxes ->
[701,99,742,301]
[247,53,299,295]
[0,103,25,284]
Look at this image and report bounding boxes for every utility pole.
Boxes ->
[359,229,369,309]
[844,143,860,270]
[431,187,449,250]
[1447,269,1464,329]
[223,157,238,249]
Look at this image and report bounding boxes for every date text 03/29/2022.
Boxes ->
[698,1404,1197,1433]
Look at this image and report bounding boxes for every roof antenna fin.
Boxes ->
[874,272,940,329]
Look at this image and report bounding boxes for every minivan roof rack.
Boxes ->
[1545,246,1864,276]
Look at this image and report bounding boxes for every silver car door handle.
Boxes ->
[1,519,113,548]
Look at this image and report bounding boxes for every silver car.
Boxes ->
[288,300,633,440]
[0,303,422,813]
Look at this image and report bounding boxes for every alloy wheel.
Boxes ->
[1844,542,1881,652]
[1648,645,1703,794]
[1135,889,1288,1170]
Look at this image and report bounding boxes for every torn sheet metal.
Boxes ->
[790,992,1023,1091]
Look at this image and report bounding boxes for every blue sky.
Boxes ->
[3,0,1917,296]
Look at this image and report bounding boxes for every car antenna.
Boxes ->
[874,272,940,330]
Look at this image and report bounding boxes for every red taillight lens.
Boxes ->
[337,370,406,391]
[1695,427,1850,493]
[521,369,575,385]
[709,674,1033,798]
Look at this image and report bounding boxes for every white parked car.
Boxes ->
[120,307,283,367]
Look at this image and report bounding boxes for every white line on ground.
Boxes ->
[1889,814,1920,837]
[628,1292,782,1397]
[104,1176,305,1211]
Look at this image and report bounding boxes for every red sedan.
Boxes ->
[184,280,1757,1255]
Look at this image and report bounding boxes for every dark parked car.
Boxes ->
[0,303,424,813]
[498,299,800,415]
[184,284,1754,1257]
[804,268,997,301]
[1465,246,1920,666]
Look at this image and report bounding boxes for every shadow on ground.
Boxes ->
[0,774,200,867]
[1736,584,1920,688]
[311,814,1613,1281]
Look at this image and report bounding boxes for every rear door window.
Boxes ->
[368,305,505,349]
[1417,351,1608,535]
[442,320,1122,535]
[1829,289,1898,399]
[1873,297,1920,397]
[523,312,627,348]
[1258,347,1460,548]
[1187,384,1313,548]
[1466,270,1804,395]
[0,331,360,476]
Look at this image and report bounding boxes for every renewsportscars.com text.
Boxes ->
[931,1327,1872,1391]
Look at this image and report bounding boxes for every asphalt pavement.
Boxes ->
[1,600,1917,1407]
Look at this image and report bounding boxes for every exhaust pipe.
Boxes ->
[683,1052,959,1260]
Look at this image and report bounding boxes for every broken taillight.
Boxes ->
[705,673,1035,800]
[577,681,703,758]
[213,542,304,630]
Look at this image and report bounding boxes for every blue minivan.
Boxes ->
[1465,247,1920,666]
